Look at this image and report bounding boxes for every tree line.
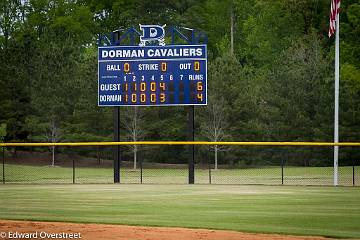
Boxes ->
[0,0,359,167]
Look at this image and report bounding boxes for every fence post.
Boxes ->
[353,160,355,187]
[281,158,284,185]
[140,157,143,184]
[114,107,121,183]
[2,147,4,184]
[208,159,212,184]
[72,158,75,184]
[188,106,195,184]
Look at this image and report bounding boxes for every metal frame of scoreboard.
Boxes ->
[98,44,207,106]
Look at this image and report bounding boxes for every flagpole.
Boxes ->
[334,12,340,186]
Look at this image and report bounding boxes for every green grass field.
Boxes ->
[0,184,359,238]
[1,163,358,186]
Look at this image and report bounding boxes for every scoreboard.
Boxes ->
[98,45,207,106]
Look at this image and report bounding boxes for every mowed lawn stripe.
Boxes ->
[0,185,359,238]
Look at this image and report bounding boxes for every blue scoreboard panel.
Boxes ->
[98,45,207,106]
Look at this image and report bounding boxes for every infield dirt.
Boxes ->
[0,220,331,240]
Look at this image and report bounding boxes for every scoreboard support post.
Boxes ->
[188,106,195,184]
[113,107,121,183]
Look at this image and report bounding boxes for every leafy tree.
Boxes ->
[0,0,359,168]
[268,32,333,165]
[0,123,6,143]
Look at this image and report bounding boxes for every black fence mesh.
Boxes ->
[1,145,358,186]
[3,147,73,184]
[140,145,188,184]
[72,146,113,184]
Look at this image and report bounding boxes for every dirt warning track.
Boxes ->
[0,220,331,240]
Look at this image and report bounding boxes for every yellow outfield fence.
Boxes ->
[1,141,360,147]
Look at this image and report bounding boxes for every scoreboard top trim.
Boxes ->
[98,44,207,61]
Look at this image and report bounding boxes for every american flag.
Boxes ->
[329,0,341,37]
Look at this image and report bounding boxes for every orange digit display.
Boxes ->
[124,63,130,73]
[150,94,156,103]
[140,82,146,91]
[194,61,200,71]
[161,62,167,72]
[132,82,137,91]
[159,82,166,91]
[160,93,166,102]
[131,93,137,103]
[140,94,146,103]
[150,82,156,91]
[197,82,203,91]
[122,94,128,103]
